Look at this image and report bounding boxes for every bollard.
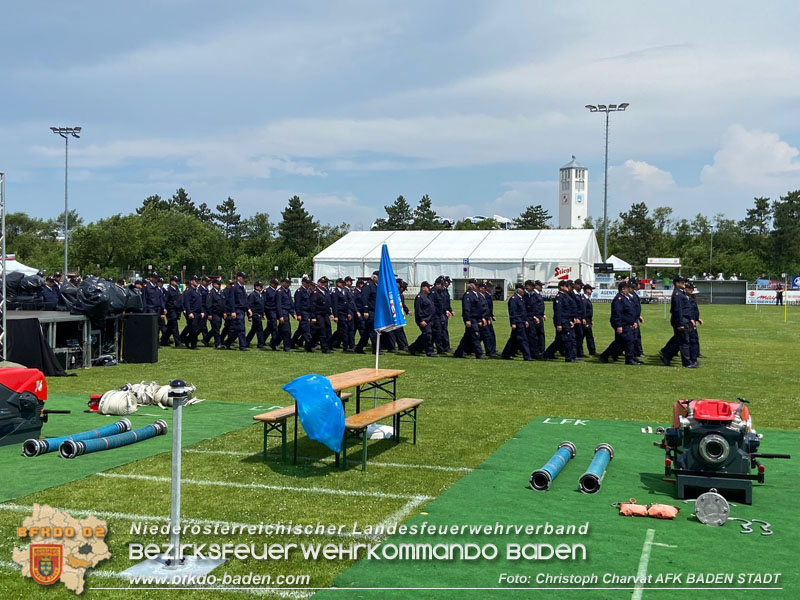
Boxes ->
[166,379,188,568]
[23,419,132,457]
[530,441,576,491]
[579,443,614,494]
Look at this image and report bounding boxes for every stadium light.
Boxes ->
[584,104,628,260]
[50,126,82,277]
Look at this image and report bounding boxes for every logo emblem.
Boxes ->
[30,545,62,585]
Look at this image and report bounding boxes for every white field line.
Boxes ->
[185,449,473,473]
[0,560,312,598]
[632,528,656,600]
[97,472,432,501]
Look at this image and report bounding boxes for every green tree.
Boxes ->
[169,188,196,216]
[612,202,656,267]
[739,197,772,236]
[771,190,800,273]
[411,195,440,229]
[214,197,242,239]
[379,195,412,230]
[513,205,551,229]
[47,209,83,239]
[278,195,316,256]
[454,218,500,230]
[136,194,169,215]
[196,202,214,223]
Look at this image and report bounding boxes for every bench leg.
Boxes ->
[361,430,368,471]
[335,451,340,468]
[293,412,298,465]
[263,423,268,461]
[281,422,287,462]
[413,407,417,444]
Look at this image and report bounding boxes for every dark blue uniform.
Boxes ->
[246,289,266,347]
[431,286,448,354]
[441,285,453,351]
[572,289,586,357]
[143,281,163,313]
[545,289,577,362]
[181,285,204,349]
[330,285,352,350]
[41,285,59,310]
[661,287,693,366]
[310,284,333,352]
[352,285,367,350]
[530,289,546,355]
[229,282,250,349]
[501,292,532,360]
[582,292,596,355]
[453,288,485,359]
[599,291,638,364]
[293,285,313,350]
[161,284,184,346]
[205,286,226,347]
[408,289,436,356]
[273,284,295,351]
[263,285,278,347]
[687,293,701,362]
[480,290,497,355]
[630,288,644,356]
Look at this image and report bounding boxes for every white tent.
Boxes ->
[606,254,632,272]
[314,230,602,295]
[1,254,39,276]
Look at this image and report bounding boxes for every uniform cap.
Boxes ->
[190,275,200,281]
[673,275,686,283]
[618,281,629,291]
[281,277,291,283]
[478,281,487,289]
[533,280,544,287]
[515,282,525,290]
[467,278,477,285]
[170,275,179,282]
[372,270,379,276]
[583,284,594,291]
[558,280,570,287]
[212,279,221,286]
[255,281,263,288]
[54,271,62,277]
[443,276,451,283]
[435,276,444,284]
[158,277,165,283]
[420,281,431,288]
[574,278,583,286]
[684,281,695,289]
[201,276,209,282]
[344,276,353,282]
[150,271,159,278]
[236,271,246,278]
[335,277,344,284]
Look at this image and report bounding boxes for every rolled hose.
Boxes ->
[23,418,132,457]
[579,443,614,494]
[530,441,576,491]
[60,420,168,459]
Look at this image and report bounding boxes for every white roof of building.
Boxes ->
[316,229,598,263]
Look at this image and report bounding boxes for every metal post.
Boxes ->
[1,172,6,361]
[64,135,69,277]
[603,111,609,261]
[167,379,186,568]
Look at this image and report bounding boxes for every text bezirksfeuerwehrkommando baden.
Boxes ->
[128,521,590,562]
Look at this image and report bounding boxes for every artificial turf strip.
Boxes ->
[0,394,269,502]
[323,417,799,600]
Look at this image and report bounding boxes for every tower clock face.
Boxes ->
[576,194,584,204]
[562,194,568,204]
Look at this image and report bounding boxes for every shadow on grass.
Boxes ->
[239,436,404,479]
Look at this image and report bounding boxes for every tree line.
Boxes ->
[7,189,348,281]
[6,189,799,282]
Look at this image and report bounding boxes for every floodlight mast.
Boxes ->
[50,126,81,277]
[584,104,628,261]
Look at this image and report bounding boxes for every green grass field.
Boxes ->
[1,303,798,599]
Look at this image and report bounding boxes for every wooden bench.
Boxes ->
[337,398,423,471]
[254,392,352,463]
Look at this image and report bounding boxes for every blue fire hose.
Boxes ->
[23,418,132,457]
[529,441,576,491]
[60,420,168,459]
[579,443,614,494]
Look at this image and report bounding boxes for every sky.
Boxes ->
[2,0,800,231]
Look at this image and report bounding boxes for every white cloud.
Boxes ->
[701,124,800,186]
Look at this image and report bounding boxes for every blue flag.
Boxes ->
[374,244,406,332]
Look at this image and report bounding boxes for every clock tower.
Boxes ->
[558,155,588,229]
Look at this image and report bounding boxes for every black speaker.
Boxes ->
[122,313,159,363]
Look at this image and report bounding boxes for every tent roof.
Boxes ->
[607,254,632,271]
[523,229,596,261]
[1,254,39,276]
[315,229,599,264]
[314,231,392,261]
